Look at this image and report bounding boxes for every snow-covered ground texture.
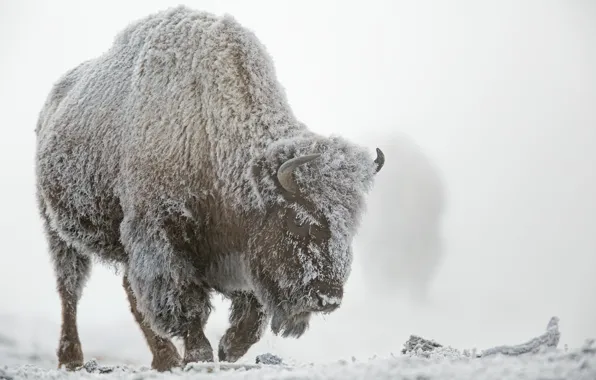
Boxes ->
[2,315,595,380]
[3,347,596,380]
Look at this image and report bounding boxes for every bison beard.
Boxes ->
[271,311,311,338]
[34,6,385,372]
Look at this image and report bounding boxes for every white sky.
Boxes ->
[0,0,595,365]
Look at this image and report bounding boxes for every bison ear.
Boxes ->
[277,154,321,193]
[374,147,385,174]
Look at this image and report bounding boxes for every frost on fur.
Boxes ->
[34,5,384,369]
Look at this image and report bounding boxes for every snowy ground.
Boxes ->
[1,268,595,379]
[2,340,596,379]
[2,313,595,379]
[0,347,594,380]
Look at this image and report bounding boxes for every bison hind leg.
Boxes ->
[218,291,269,363]
[43,225,92,370]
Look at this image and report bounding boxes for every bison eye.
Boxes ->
[286,211,311,237]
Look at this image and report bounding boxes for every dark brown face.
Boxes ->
[283,199,331,246]
[247,192,346,338]
[246,160,347,337]
[247,146,384,338]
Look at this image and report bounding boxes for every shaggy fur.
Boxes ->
[35,6,383,371]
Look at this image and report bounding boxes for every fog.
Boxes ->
[0,0,595,365]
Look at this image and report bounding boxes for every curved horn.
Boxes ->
[374,147,385,173]
[277,153,321,193]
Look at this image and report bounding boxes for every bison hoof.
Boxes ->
[218,345,242,363]
[152,343,182,372]
[58,360,84,372]
[57,339,84,371]
[218,349,244,363]
[217,332,253,363]
[183,347,214,366]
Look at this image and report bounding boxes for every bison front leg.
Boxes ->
[124,269,215,367]
[218,291,269,363]
[122,275,182,371]
[121,210,215,366]
[182,302,215,366]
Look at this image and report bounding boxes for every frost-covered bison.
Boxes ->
[354,133,444,302]
[34,6,384,372]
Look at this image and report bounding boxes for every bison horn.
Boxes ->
[374,147,385,173]
[277,153,321,193]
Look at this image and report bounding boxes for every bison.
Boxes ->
[34,6,385,371]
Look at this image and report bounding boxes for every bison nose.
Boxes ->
[310,283,343,313]
[315,292,341,313]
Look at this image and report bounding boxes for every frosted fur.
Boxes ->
[258,134,377,283]
[35,6,381,369]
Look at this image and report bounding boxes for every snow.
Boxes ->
[2,312,595,379]
[2,339,596,379]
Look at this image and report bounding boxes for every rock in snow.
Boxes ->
[255,353,284,365]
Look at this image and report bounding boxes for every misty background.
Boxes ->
[0,0,595,366]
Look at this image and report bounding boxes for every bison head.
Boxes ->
[245,135,384,338]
